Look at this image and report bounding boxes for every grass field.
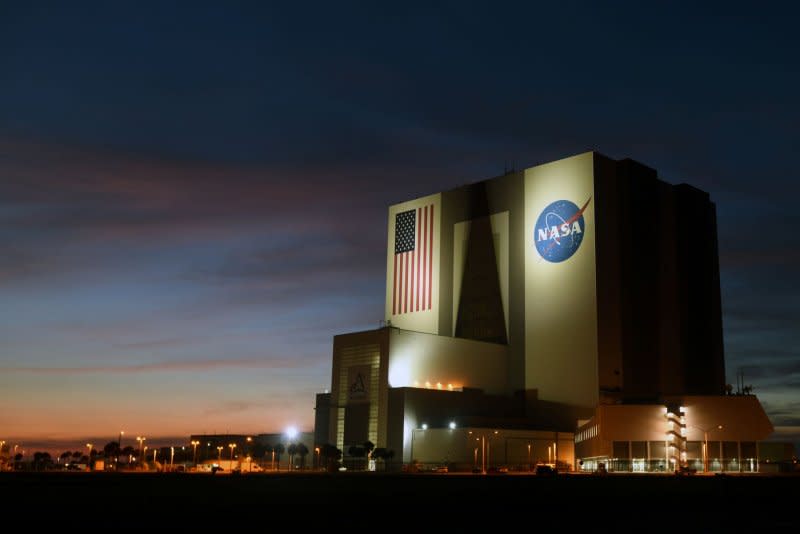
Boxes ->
[2,471,797,530]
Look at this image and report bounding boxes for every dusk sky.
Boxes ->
[1,2,798,450]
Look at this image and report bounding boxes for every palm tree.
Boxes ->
[287,443,297,470]
[296,443,309,469]
[348,445,366,470]
[274,443,285,470]
[319,444,342,472]
[363,440,375,459]
[59,451,71,464]
[371,448,396,471]
[103,441,120,459]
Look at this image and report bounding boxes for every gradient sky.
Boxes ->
[1,2,798,451]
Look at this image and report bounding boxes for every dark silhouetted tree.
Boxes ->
[364,440,375,458]
[274,443,285,469]
[296,443,309,469]
[372,448,396,471]
[320,443,342,472]
[103,441,120,459]
[287,443,297,470]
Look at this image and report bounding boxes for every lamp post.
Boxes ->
[116,431,124,468]
[527,443,532,471]
[690,424,723,473]
[217,446,223,462]
[315,447,320,470]
[191,440,200,465]
[465,430,497,474]
[86,443,93,471]
[136,436,146,464]
[409,425,426,471]
[170,447,174,471]
[228,443,237,469]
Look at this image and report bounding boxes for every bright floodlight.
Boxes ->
[449,421,456,430]
[285,426,298,439]
[421,423,428,430]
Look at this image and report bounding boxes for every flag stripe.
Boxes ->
[415,207,420,311]
[405,250,410,313]
[422,206,428,310]
[428,204,433,309]
[392,253,397,315]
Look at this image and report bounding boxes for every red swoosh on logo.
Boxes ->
[541,196,592,257]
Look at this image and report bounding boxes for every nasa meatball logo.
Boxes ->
[534,198,591,263]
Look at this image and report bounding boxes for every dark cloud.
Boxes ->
[761,402,800,427]
[0,357,318,375]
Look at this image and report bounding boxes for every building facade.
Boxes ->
[315,151,779,471]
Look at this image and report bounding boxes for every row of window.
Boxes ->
[575,424,598,443]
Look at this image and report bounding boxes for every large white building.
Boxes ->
[315,151,783,472]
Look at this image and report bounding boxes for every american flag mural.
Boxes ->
[393,204,433,315]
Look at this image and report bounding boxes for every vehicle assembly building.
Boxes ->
[314,151,778,472]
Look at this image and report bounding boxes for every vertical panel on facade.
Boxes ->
[524,152,599,408]
[385,193,441,335]
[452,212,509,341]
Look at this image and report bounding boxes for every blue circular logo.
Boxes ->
[534,199,590,263]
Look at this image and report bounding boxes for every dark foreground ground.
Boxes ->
[2,471,798,530]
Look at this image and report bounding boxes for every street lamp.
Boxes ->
[689,424,723,473]
[464,430,497,474]
[86,443,93,471]
[315,447,320,470]
[217,446,223,462]
[527,443,532,471]
[409,425,426,471]
[228,443,237,468]
[117,431,124,468]
[191,440,200,465]
[136,436,146,463]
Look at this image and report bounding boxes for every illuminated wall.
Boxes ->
[524,153,598,408]
[386,329,507,395]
